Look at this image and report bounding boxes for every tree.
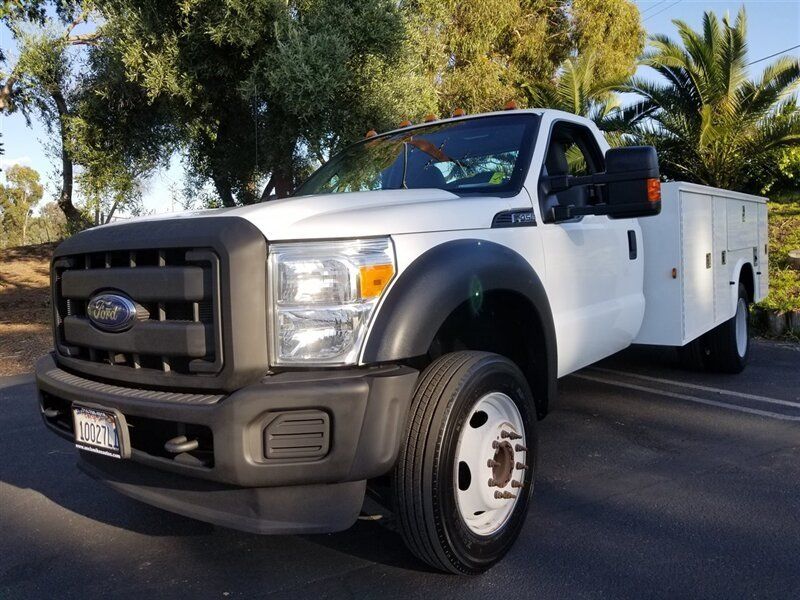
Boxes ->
[522,52,626,125]
[408,0,644,115]
[93,0,434,206]
[623,9,800,192]
[0,164,44,247]
[1,1,99,231]
[26,200,68,243]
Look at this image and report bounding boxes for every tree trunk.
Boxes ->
[51,89,89,232]
[212,174,237,208]
[0,74,17,111]
[273,171,292,199]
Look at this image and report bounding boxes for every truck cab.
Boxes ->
[35,109,766,574]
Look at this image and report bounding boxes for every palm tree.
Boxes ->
[523,52,626,130]
[623,9,800,192]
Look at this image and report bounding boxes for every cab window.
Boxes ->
[539,122,604,222]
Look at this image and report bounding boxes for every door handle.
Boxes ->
[627,230,637,260]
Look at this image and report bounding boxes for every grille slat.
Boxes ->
[53,247,221,378]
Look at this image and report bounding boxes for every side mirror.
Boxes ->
[547,146,662,221]
[602,146,661,219]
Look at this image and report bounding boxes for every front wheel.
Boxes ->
[393,351,537,574]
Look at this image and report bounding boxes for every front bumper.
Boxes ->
[36,353,418,533]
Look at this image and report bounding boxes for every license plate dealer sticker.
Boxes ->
[72,405,122,459]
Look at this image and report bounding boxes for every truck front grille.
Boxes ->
[49,216,269,392]
[53,247,222,377]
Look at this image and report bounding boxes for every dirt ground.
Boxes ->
[0,243,55,376]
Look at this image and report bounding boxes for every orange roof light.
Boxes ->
[646,178,661,202]
[399,119,412,127]
[503,100,518,110]
[365,129,377,138]
[423,113,437,122]
[452,107,466,117]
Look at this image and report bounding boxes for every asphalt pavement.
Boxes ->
[1,340,799,599]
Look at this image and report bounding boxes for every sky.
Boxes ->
[1,0,798,216]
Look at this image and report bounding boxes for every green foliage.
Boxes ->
[756,202,800,313]
[763,147,800,200]
[70,38,177,218]
[25,201,69,244]
[0,164,44,247]
[409,0,643,116]
[4,0,645,209]
[624,9,800,192]
[1,3,98,232]
[522,52,626,132]
[569,0,644,83]
[94,0,434,205]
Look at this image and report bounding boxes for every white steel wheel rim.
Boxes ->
[453,391,528,536]
[735,298,748,358]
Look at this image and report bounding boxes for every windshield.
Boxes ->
[295,114,540,197]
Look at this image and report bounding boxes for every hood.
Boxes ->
[103,188,528,240]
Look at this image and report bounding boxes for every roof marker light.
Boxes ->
[452,108,466,117]
[365,129,377,138]
[423,113,436,122]
[399,119,412,127]
[503,100,518,110]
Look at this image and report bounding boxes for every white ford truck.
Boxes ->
[36,109,768,574]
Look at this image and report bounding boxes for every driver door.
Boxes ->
[535,120,644,376]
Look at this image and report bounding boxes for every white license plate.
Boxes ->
[72,405,122,459]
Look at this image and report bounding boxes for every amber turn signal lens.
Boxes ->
[452,107,465,117]
[423,113,436,122]
[359,264,395,299]
[503,100,518,110]
[647,178,661,202]
[365,129,377,138]
[399,119,412,127]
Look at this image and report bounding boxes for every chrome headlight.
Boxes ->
[268,238,396,365]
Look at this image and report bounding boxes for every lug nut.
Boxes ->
[487,459,499,468]
[492,440,500,449]
[494,491,517,500]
[515,444,528,453]
[511,480,523,488]
[501,430,522,440]
[516,462,529,470]
[488,478,499,487]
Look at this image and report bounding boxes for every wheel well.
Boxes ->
[423,290,550,418]
[739,262,755,302]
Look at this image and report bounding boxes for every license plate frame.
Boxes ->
[72,402,131,459]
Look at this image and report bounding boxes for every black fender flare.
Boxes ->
[363,239,557,413]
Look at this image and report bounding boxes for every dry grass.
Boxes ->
[0,243,56,376]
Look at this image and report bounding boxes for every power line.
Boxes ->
[747,44,800,66]
[641,1,668,16]
[643,0,682,23]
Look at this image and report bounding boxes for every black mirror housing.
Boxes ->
[603,146,661,219]
[544,145,662,222]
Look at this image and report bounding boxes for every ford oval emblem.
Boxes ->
[86,293,137,332]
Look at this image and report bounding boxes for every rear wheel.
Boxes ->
[703,283,751,373]
[393,351,537,574]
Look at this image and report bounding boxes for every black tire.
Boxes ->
[703,283,751,373]
[676,336,707,370]
[393,351,537,574]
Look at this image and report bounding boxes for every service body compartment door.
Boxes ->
[712,196,730,323]
[637,182,767,347]
[681,192,715,342]
[757,202,769,300]
[727,199,758,250]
